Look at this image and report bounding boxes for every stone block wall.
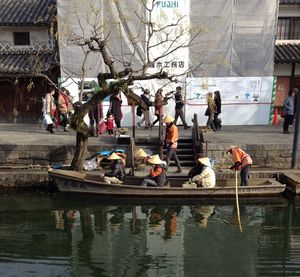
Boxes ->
[207,143,295,169]
[0,144,133,167]
[0,143,297,169]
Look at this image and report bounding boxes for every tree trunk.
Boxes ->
[71,131,89,171]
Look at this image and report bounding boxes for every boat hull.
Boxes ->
[49,169,286,198]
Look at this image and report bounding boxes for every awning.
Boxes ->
[275,43,300,63]
[0,53,56,74]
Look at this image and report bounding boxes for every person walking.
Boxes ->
[227,145,252,186]
[163,115,182,173]
[57,90,69,131]
[109,89,123,128]
[44,88,56,133]
[137,89,152,129]
[283,89,296,134]
[174,86,190,129]
[205,92,216,131]
[152,89,164,126]
[213,90,222,130]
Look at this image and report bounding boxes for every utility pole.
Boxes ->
[291,91,300,169]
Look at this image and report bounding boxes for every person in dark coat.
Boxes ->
[283,89,296,134]
[103,152,126,184]
[174,86,190,129]
[213,90,222,130]
[140,154,167,187]
[137,89,152,129]
[109,89,123,128]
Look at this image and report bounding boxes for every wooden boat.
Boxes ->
[48,169,286,198]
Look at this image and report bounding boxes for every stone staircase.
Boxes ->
[135,137,196,172]
[163,138,195,169]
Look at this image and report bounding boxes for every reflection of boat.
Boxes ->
[49,169,286,198]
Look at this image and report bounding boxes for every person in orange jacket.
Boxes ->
[163,115,182,173]
[227,145,253,186]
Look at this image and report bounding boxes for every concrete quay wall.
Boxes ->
[0,143,295,169]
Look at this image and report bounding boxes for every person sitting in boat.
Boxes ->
[191,157,216,188]
[188,154,205,178]
[133,148,149,170]
[227,145,252,186]
[103,152,126,184]
[140,154,167,187]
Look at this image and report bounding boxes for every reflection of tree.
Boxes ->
[94,208,108,235]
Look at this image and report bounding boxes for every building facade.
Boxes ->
[0,0,59,123]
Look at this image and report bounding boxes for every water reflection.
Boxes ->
[1,195,300,276]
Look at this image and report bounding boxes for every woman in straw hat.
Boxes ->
[191,157,216,188]
[103,152,126,184]
[163,115,182,173]
[227,145,252,186]
[140,154,167,187]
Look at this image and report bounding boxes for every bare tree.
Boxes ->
[62,0,202,171]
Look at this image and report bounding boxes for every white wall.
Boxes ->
[0,26,49,44]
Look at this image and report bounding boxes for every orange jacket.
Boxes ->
[231,147,253,170]
[165,124,178,148]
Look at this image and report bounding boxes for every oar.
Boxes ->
[235,170,243,232]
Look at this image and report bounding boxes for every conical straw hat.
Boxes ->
[227,145,238,153]
[107,152,121,160]
[198,157,211,167]
[148,154,166,165]
[134,148,148,158]
[163,115,174,124]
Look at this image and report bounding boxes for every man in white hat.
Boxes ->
[163,115,182,173]
[140,154,167,187]
[227,145,252,186]
[103,152,126,184]
[191,157,216,187]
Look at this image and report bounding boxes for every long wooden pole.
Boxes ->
[235,170,243,232]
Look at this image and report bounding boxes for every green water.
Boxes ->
[0,194,299,277]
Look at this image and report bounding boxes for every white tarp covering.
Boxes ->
[57,0,278,125]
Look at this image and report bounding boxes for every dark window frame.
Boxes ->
[277,17,300,40]
[13,32,30,46]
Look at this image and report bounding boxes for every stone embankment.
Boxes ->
[0,123,298,187]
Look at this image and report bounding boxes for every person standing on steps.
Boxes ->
[174,86,190,129]
[163,115,182,173]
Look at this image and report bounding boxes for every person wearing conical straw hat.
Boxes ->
[140,154,167,187]
[133,148,149,169]
[163,115,182,173]
[227,145,252,186]
[191,157,216,188]
[103,152,126,184]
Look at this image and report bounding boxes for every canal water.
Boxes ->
[0,194,299,277]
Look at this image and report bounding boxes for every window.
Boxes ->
[277,18,300,40]
[13,32,30,45]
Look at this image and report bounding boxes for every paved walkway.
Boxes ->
[0,120,295,146]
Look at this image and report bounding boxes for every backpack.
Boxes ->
[136,106,143,117]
